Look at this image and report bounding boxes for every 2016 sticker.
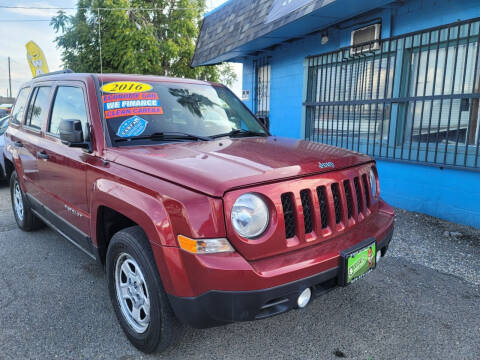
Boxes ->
[116,116,148,138]
[101,81,152,94]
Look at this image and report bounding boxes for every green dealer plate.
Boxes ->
[345,242,376,284]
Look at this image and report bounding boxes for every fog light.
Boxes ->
[297,288,312,308]
[376,250,381,263]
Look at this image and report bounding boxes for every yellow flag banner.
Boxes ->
[25,41,49,77]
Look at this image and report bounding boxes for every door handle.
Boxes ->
[37,151,49,160]
[14,141,23,148]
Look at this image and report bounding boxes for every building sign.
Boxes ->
[241,90,250,101]
[266,0,336,24]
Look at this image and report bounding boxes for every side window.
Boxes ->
[25,86,51,130]
[10,87,30,125]
[49,86,88,137]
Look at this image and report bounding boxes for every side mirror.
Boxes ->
[59,119,91,151]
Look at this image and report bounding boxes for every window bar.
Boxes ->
[332,55,339,145]
[341,54,349,148]
[333,60,337,145]
[312,56,319,142]
[408,32,425,161]
[463,22,480,167]
[265,58,272,117]
[353,58,364,151]
[258,58,262,117]
[386,39,399,159]
[454,22,472,162]
[443,24,462,165]
[326,55,332,144]
[372,41,384,156]
[416,30,433,162]
[336,53,344,147]
[393,37,406,160]
[346,58,356,149]
[358,55,369,152]
[307,58,314,140]
[470,24,480,168]
[253,58,258,115]
[434,26,452,163]
[321,55,328,143]
[307,57,314,103]
[350,58,360,150]
[366,51,376,155]
[400,35,415,160]
[325,54,331,144]
[424,29,442,162]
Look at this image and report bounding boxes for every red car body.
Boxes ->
[4,73,394,328]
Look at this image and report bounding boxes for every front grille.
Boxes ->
[354,177,363,214]
[362,174,371,208]
[316,186,329,228]
[343,180,353,219]
[279,167,374,241]
[300,189,313,234]
[281,193,296,238]
[331,183,342,224]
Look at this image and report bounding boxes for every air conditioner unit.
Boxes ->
[350,23,381,55]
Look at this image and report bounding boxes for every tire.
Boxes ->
[106,226,182,353]
[10,171,44,231]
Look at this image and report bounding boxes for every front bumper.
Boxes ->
[168,227,393,328]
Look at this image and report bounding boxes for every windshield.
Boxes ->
[100,81,267,145]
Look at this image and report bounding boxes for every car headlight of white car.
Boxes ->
[231,193,269,238]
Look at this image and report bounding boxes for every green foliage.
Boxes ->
[50,0,236,85]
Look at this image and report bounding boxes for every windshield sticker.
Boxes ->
[116,116,148,138]
[101,81,152,93]
[104,99,161,111]
[102,92,158,103]
[105,106,164,119]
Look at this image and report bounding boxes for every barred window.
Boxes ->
[305,19,480,170]
[255,57,271,127]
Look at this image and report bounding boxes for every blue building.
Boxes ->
[193,0,480,229]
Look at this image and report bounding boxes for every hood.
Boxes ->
[104,137,372,197]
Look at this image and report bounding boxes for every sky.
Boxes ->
[0,0,242,98]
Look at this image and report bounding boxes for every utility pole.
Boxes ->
[8,57,12,98]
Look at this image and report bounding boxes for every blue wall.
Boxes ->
[377,160,480,228]
[239,0,480,228]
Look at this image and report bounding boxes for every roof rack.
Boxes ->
[34,69,74,78]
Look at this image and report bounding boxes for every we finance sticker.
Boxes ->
[104,92,164,119]
[116,116,148,138]
[101,81,152,93]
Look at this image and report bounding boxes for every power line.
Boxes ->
[0,5,204,11]
[0,19,51,22]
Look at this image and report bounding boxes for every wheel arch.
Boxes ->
[91,179,177,292]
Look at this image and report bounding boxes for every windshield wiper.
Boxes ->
[114,132,212,143]
[211,129,267,139]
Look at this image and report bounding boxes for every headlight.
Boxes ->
[370,168,378,199]
[231,193,269,238]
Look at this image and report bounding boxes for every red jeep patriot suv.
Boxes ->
[4,71,394,353]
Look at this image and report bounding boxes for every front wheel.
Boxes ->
[106,226,182,353]
[10,171,43,231]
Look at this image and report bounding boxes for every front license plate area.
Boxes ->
[338,238,376,286]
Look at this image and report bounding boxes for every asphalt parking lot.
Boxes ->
[0,184,479,360]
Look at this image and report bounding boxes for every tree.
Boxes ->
[50,0,236,85]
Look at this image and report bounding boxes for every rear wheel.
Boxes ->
[10,171,43,231]
[106,226,182,353]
